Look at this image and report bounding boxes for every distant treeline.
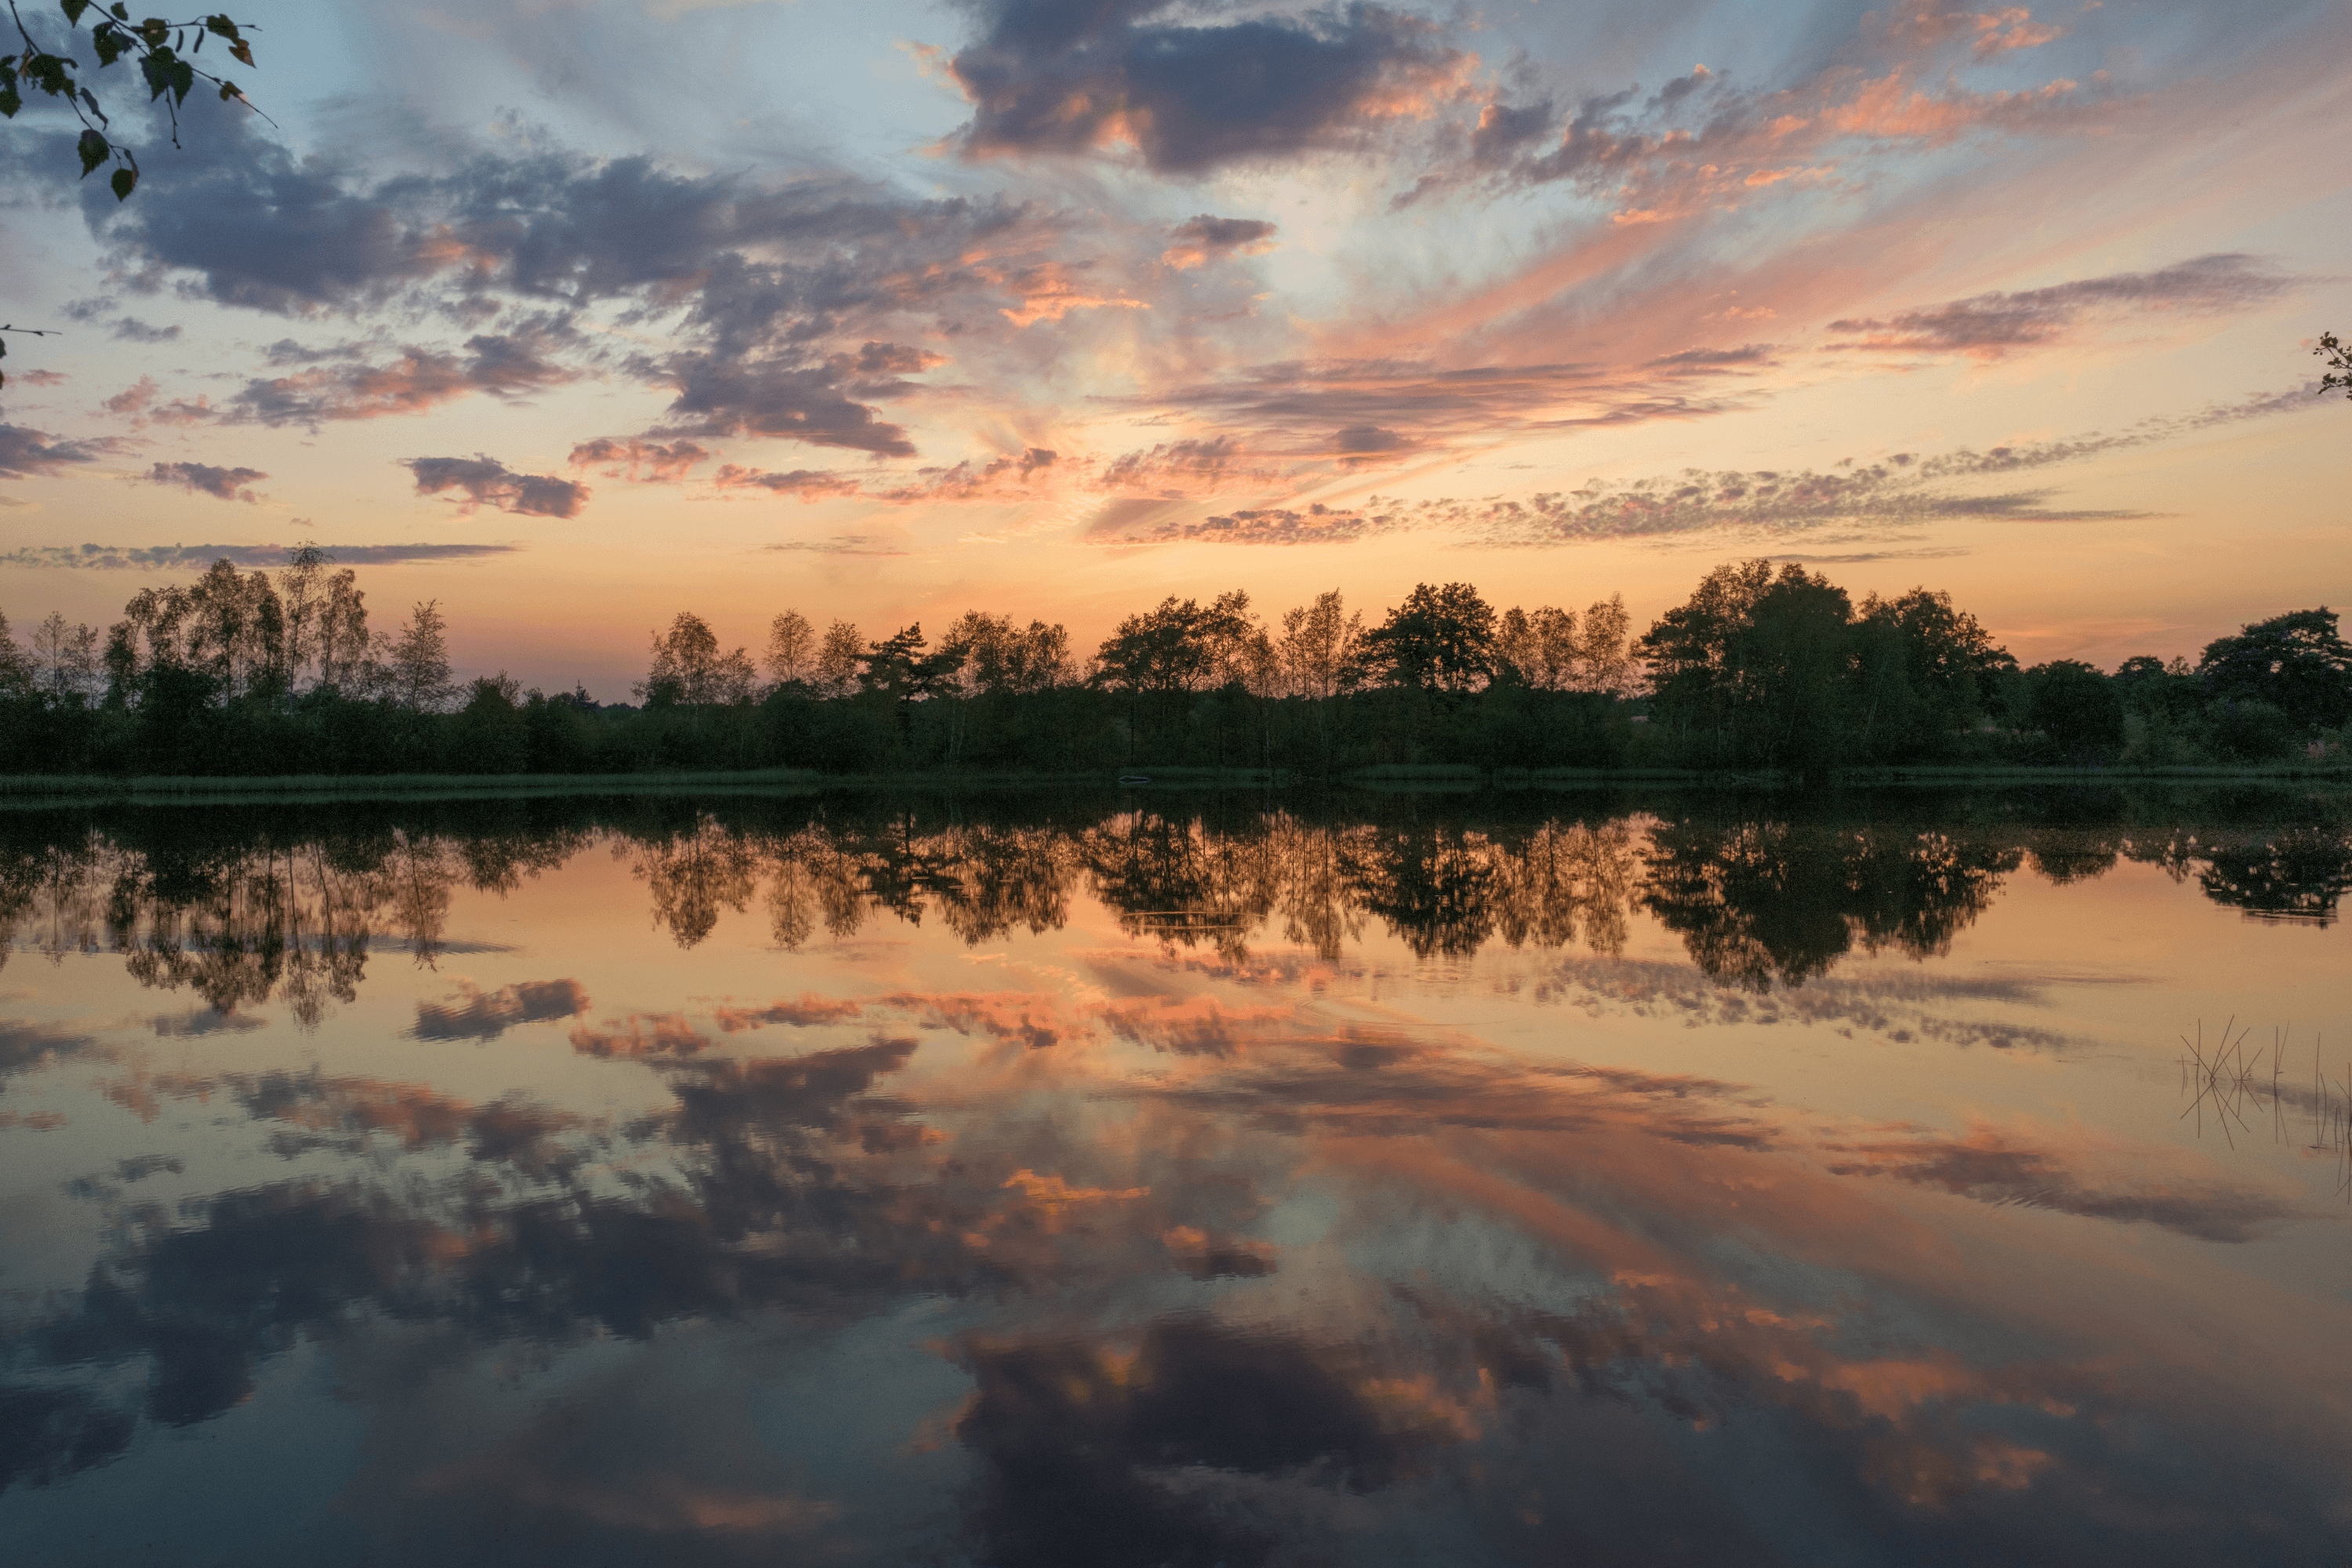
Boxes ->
[2,550,2346,776]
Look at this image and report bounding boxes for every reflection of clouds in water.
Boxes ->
[0,1018,101,1077]
[5,996,2336,1559]
[1818,1123,2305,1243]
[569,1011,713,1059]
[1530,953,2082,1053]
[412,978,590,1040]
[107,1066,594,1177]
[150,1006,269,1037]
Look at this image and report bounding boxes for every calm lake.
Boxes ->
[1,786,2347,1566]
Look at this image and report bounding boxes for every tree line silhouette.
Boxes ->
[4,789,2343,1023]
[1,549,2346,776]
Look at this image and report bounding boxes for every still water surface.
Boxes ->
[1,788,2347,1566]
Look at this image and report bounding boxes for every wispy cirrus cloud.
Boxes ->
[1828,253,2307,358]
[404,455,590,518]
[1123,502,1405,547]
[1097,435,1272,497]
[877,446,1058,503]
[226,330,579,428]
[1428,387,2316,545]
[710,464,865,503]
[0,542,524,569]
[1090,384,2314,548]
[1407,6,2111,220]
[1131,357,1751,470]
[761,533,909,557]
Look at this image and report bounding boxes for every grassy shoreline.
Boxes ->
[0,759,2344,807]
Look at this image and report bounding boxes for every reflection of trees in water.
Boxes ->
[1338,818,1637,960]
[0,833,111,967]
[0,820,586,1026]
[8,790,2349,995]
[627,806,1642,965]
[1072,812,1640,963]
[757,818,1080,951]
[1642,822,2018,991]
[1082,812,1284,959]
[2193,828,2352,926]
[630,814,760,949]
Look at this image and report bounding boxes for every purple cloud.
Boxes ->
[404,455,590,518]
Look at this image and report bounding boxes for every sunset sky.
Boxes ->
[1,0,2345,698]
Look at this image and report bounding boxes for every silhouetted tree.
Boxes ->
[1494,604,1578,690]
[764,610,816,688]
[1642,561,1849,766]
[2196,607,2351,731]
[1851,587,2013,759]
[2022,661,2125,761]
[0,608,31,694]
[1276,590,1361,701]
[639,612,754,709]
[814,619,862,697]
[387,601,456,713]
[274,542,327,694]
[314,567,370,690]
[946,612,1071,695]
[1095,594,1254,695]
[1577,593,1635,693]
[450,673,528,773]
[29,611,100,699]
[1356,582,1496,691]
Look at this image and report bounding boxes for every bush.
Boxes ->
[2201,699,2299,762]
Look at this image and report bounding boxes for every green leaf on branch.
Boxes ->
[27,52,79,95]
[77,128,108,176]
[111,165,136,200]
[0,78,19,121]
[169,56,192,102]
[140,50,169,99]
[216,78,238,100]
[60,0,92,24]
[92,24,124,64]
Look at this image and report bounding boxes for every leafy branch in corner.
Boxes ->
[0,321,60,391]
[2,0,268,205]
[2319,331,2352,401]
